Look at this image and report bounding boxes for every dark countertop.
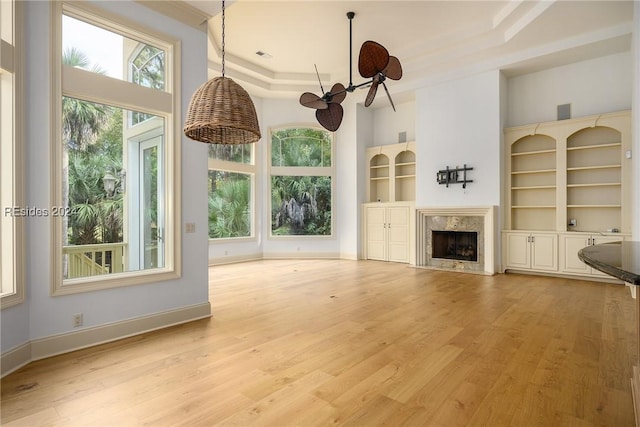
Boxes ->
[578,241,640,285]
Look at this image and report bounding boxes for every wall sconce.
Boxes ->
[103,169,126,197]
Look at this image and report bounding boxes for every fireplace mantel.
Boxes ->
[416,206,496,274]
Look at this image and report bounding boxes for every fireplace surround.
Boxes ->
[416,206,496,274]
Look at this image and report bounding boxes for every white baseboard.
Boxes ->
[1,302,211,378]
[208,253,262,266]
[209,252,341,266]
[263,252,340,260]
[0,341,32,378]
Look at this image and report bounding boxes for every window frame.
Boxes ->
[1,0,25,309]
[268,124,335,239]
[51,1,182,295]
[207,146,256,242]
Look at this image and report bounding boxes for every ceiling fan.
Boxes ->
[299,12,403,132]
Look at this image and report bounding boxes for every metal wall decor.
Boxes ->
[437,165,474,188]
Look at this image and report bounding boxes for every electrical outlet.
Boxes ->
[185,222,196,233]
[73,313,83,327]
[568,219,577,227]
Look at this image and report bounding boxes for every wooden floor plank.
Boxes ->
[1,259,637,426]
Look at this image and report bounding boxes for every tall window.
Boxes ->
[52,2,180,294]
[208,145,255,239]
[269,127,334,237]
[1,0,24,308]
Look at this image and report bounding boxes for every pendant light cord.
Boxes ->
[221,0,226,77]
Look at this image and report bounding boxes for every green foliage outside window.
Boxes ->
[271,128,331,167]
[271,176,331,236]
[209,144,252,164]
[208,171,251,238]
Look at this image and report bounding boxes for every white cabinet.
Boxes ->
[363,203,413,264]
[502,110,632,281]
[561,233,625,277]
[503,232,558,272]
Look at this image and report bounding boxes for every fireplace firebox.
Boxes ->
[432,231,478,262]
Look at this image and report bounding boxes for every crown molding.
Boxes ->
[134,0,209,31]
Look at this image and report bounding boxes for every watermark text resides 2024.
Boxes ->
[3,206,77,217]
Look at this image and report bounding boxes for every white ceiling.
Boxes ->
[186,0,634,105]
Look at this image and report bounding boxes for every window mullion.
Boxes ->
[62,66,172,115]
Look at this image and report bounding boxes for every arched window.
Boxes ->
[269,126,334,237]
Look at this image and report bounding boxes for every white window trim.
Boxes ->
[1,0,25,309]
[208,151,257,241]
[50,1,182,296]
[268,124,336,240]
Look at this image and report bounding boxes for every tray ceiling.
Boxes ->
[185,1,633,101]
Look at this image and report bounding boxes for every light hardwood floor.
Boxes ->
[1,259,637,426]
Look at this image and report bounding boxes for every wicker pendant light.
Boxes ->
[184,0,261,144]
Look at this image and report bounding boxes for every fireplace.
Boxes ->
[432,231,478,262]
[415,206,496,274]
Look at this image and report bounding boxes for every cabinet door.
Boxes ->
[531,234,557,271]
[387,206,409,263]
[589,236,623,277]
[505,233,531,269]
[562,235,591,274]
[366,207,387,261]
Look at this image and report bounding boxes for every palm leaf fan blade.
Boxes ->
[358,41,390,78]
[329,83,347,104]
[384,56,403,81]
[364,79,379,107]
[316,103,343,132]
[300,92,328,109]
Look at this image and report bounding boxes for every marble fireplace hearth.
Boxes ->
[416,206,496,274]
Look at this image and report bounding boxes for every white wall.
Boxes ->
[415,70,502,208]
[506,52,632,127]
[1,1,209,354]
[335,100,362,260]
[373,101,416,146]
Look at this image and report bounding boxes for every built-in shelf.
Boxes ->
[567,183,621,188]
[567,165,621,171]
[512,185,556,190]
[504,111,631,280]
[366,142,416,203]
[567,205,622,208]
[511,149,556,156]
[504,110,629,242]
[511,169,556,175]
[567,142,621,151]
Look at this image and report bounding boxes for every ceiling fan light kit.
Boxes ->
[300,12,403,132]
[184,0,261,145]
